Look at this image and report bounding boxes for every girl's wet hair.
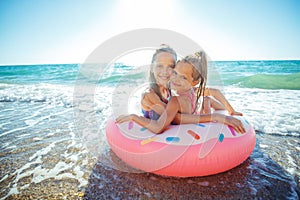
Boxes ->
[180,51,208,114]
[149,44,177,102]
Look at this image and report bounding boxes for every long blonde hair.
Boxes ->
[180,51,207,113]
[149,44,177,101]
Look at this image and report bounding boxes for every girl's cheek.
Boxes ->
[168,68,174,74]
[153,64,161,71]
[153,68,161,76]
[170,73,176,80]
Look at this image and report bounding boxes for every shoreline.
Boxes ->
[2,138,299,199]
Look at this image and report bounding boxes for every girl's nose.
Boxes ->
[161,67,169,74]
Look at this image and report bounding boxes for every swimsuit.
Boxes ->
[177,88,201,114]
[142,88,170,120]
[142,109,161,120]
[142,88,201,119]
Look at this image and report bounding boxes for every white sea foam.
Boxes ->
[221,87,300,136]
[259,144,268,148]
[2,133,89,198]
[0,126,31,137]
[0,83,74,106]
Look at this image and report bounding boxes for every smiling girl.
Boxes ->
[116,51,245,133]
[141,44,176,120]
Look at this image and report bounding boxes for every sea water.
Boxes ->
[0,61,299,198]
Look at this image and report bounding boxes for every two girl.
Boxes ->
[116,45,245,134]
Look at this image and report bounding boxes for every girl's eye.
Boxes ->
[181,76,187,80]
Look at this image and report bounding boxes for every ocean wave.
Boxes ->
[0,64,79,85]
[255,130,300,138]
[99,71,146,85]
[0,83,74,107]
[227,73,300,90]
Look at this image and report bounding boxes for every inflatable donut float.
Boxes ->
[106,114,256,177]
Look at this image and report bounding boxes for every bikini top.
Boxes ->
[175,88,200,114]
[142,88,171,120]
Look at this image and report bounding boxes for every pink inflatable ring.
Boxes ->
[106,115,256,177]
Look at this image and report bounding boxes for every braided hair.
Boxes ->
[180,51,207,114]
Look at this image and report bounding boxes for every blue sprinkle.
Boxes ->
[140,127,147,131]
[166,137,180,143]
[196,124,205,127]
[218,133,224,142]
[245,119,249,124]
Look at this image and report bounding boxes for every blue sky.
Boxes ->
[0,0,299,65]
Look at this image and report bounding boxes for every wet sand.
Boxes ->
[84,142,300,199]
[2,139,299,199]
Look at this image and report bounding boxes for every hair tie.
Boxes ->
[194,51,201,59]
[160,44,170,49]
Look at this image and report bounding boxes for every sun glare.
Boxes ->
[105,0,181,66]
[115,0,178,29]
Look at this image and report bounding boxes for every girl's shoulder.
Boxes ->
[169,96,190,113]
[193,86,206,96]
[143,87,154,94]
[169,95,185,103]
[142,88,156,96]
[193,86,199,93]
[142,88,159,100]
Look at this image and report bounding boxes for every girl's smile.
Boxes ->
[170,62,197,93]
[152,52,175,87]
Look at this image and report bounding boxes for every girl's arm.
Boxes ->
[173,113,245,133]
[117,97,180,134]
[141,90,166,115]
[204,88,243,116]
[123,89,245,133]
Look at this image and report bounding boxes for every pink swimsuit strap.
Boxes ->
[179,88,197,114]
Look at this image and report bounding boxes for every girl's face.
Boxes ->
[152,52,175,87]
[170,61,198,93]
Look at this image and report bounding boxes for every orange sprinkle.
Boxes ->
[187,130,200,140]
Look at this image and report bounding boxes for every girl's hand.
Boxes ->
[115,114,135,123]
[214,114,245,133]
[224,116,245,133]
[229,110,243,116]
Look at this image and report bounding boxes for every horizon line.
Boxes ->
[1,58,300,66]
